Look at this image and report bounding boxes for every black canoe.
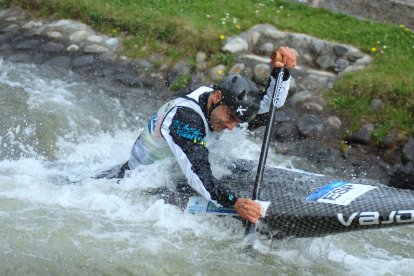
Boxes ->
[156,159,414,239]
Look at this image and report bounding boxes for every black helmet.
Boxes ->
[218,74,260,123]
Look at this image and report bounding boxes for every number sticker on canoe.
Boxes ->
[306,181,377,206]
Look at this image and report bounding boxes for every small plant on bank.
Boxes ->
[170,73,192,91]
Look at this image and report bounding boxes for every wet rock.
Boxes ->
[274,108,297,123]
[0,34,11,43]
[39,42,64,53]
[222,37,249,53]
[288,90,313,107]
[253,63,270,84]
[66,44,80,52]
[334,58,349,72]
[310,39,327,55]
[381,129,408,150]
[112,73,154,88]
[32,53,51,64]
[69,30,90,43]
[8,53,31,63]
[297,114,324,138]
[0,42,12,52]
[14,39,42,50]
[274,122,300,141]
[326,116,342,129]
[402,137,414,163]
[316,54,335,70]
[301,101,324,113]
[105,38,120,49]
[4,24,19,32]
[350,123,374,145]
[370,98,384,112]
[389,162,414,190]
[131,59,155,74]
[72,55,95,68]
[83,44,109,54]
[354,55,372,66]
[22,20,42,30]
[46,31,62,39]
[258,42,274,55]
[333,45,349,56]
[229,63,246,75]
[195,51,207,71]
[44,56,71,69]
[347,51,365,62]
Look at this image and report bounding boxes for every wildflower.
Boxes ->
[219,34,225,40]
[235,24,241,30]
[112,29,117,33]
[371,47,377,52]
[217,69,224,75]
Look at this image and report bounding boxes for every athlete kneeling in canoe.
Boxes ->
[99,47,297,224]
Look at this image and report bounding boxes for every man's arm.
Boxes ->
[160,106,238,207]
[258,46,297,114]
[258,67,291,114]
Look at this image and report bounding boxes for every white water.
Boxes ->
[1,59,413,275]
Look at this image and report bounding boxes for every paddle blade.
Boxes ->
[243,222,256,248]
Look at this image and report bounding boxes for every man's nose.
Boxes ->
[226,121,237,130]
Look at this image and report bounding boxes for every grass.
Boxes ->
[3,0,414,141]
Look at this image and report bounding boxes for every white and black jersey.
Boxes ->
[129,68,291,207]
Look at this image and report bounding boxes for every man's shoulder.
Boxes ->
[174,106,204,125]
[186,86,213,101]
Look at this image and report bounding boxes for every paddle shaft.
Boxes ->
[245,65,285,242]
[253,69,285,199]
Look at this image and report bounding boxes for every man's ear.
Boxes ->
[212,90,222,105]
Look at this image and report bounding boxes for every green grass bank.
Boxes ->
[4,0,414,141]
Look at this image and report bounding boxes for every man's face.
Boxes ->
[209,105,242,132]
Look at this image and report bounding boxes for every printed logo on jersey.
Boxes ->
[147,112,157,132]
[171,119,206,146]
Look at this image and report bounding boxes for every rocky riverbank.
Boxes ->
[1,6,413,187]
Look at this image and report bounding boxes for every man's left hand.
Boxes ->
[234,198,262,223]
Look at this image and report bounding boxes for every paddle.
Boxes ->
[244,51,285,247]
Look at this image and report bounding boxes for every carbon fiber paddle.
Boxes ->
[244,51,285,247]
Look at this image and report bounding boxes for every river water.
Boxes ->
[1,58,413,275]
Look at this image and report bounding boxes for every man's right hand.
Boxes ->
[270,46,297,69]
[234,198,261,223]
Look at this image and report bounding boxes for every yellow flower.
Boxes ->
[112,29,118,33]
[371,47,377,53]
[219,34,225,40]
[235,24,241,30]
[217,69,224,75]
[400,24,405,28]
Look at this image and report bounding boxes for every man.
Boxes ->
[105,47,297,224]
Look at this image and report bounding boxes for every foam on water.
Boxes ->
[1,58,413,275]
